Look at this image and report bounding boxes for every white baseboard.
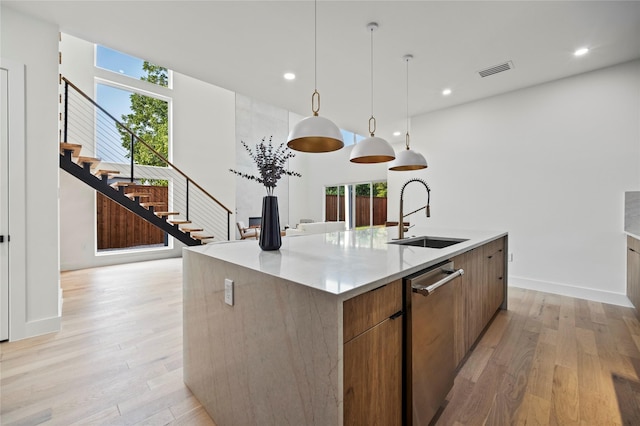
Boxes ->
[509,276,633,308]
[23,315,61,339]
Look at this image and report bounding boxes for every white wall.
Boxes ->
[59,34,236,270]
[1,6,61,339]
[388,60,640,305]
[172,73,235,218]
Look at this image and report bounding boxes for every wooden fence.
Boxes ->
[97,184,168,250]
[325,195,387,227]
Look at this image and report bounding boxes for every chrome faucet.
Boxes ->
[398,178,431,239]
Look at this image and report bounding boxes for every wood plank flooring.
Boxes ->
[2,259,640,425]
[436,287,640,425]
[0,258,215,426]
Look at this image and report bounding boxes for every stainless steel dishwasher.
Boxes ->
[404,260,464,425]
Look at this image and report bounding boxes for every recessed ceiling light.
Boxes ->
[574,47,589,57]
[284,72,296,80]
[442,88,452,96]
[393,131,402,136]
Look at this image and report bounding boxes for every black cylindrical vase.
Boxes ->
[259,195,281,251]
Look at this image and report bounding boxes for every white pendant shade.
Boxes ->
[388,147,428,171]
[350,22,395,164]
[390,54,428,171]
[287,0,343,154]
[349,135,396,163]
[287,115,344,153]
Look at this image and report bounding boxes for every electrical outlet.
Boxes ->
[224,278,234,306]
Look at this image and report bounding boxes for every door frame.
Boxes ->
[0,58,27,341]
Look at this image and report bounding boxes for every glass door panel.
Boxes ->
[354,183,371,228]
[372,182,388,226]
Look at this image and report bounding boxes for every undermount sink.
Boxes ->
[388,236,468,249]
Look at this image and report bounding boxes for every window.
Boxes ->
[325,186,346,222]
[325,181,387,229]
[340,129,366,147]
[96,45,171,88]
[93,45,172,252]
[95,83,169,169]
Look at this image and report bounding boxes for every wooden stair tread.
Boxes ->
[60,142,82,157]
[140,202,166,207]
[77,156,101,167]
[169,220,191,224]
[155,211,180,217]
[192,234,214,240]
[181,227,203,233]
[94,169,120,176]
[125,192,150,199]
[111,182,134,187]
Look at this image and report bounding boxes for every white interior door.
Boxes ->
[0,67,9,341]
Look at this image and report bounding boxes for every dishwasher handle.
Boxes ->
[412,268,464,297]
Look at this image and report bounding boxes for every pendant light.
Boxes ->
[349,22,395,164]
[389,54,428,171]
[287,0,344,153]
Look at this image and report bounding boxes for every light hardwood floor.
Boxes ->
[2,259,640,425]
[437,285,640,425]
[0,258,215,426]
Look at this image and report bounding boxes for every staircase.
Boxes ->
[59,77,231,247]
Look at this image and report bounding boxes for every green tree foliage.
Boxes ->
[118,62,169,185]
[373,182,387,198]
[326,186,345,196]
[325,182,387,197]
[355,184,370,197]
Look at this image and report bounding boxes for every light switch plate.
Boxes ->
[224,278,234,306]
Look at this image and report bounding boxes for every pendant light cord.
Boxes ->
[368,23,377,136]
[406,56,410,149]
[370,26,374,119]
[314,0,317,91]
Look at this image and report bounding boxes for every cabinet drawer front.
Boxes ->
[484,237,505,259]
[629,236,640,253]
[343,279,402,343]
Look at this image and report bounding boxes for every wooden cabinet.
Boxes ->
[452,236,507,367]
[484,237,506,325]
[343,280,403,426]
[628,236,640,312]
[343,237,508,420]
[453,246,484,364]
[452,253,468,367]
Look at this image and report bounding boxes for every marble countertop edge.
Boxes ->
[185,227,507,297]
[626,231,640,241]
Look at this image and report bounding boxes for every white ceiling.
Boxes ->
[6,1,640,143]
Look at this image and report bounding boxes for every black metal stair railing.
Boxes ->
[60,76,232,244]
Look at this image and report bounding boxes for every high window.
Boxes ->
[94,45,172,251]
[96,45,171,88]
[340,129,366,147]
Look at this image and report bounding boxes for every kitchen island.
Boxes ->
[183,226,507,425]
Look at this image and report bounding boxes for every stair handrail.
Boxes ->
[61,76,233,215]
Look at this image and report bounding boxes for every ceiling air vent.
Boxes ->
[478,61,514,78]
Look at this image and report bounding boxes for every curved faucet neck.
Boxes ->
[398,178,431,239]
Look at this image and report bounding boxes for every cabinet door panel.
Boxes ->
[485,238,505,321]
[466,248,484,349]
[344,316,403,426]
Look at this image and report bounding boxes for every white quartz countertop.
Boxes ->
[627,232,640,241]
[185,227,507,297]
